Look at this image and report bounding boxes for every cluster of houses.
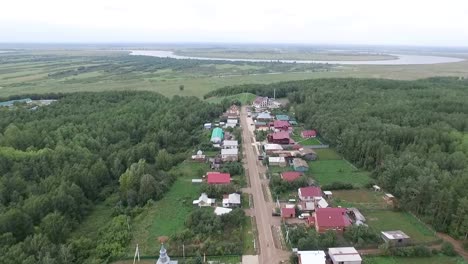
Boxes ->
[192,172,241,216]
[194,105,241,167]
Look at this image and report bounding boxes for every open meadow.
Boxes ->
[1,50,468,99]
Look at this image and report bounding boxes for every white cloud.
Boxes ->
[1,0,468,46]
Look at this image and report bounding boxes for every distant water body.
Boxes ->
[130,50,464,65]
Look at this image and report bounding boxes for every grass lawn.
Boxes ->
[364,255,466,264]
[365,210,437,243]
[332,189,389,209]
[268,166,291,175]
[309,160,371,187]
[128,162,209,256]
[314,148,342,160]
[206,92,257,105]
[71,193,119,240]
[295,137,322,145]
[242,217,255,255]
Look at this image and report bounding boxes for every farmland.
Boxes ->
[365,210,438,243]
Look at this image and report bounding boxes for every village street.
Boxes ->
[240,106,291,264]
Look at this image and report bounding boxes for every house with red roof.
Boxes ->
[301,130,317,138]
[267,131,292,144]
[206,172,231,184]
[281,207,296,219]
[298,186,323,201]
[314,208,351,233]
[272,120,291,131]
[281,171,303,182]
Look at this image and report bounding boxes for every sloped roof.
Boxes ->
[276,114,290,121]
[299,186,322,197]
[207,172,231,184]
[272,131,290,140]
[328,247,362,262]
[281,207,296,217]
[281,171,302,182]
[315,208,351,228]
[298,251,326,264]
[214,207,232,216]
[302,130,317,137]
[221,148,238,155]
[293,158,309,168]
[273,120,290,128]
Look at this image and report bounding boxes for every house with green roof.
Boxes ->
[210,128,224,144]
[276,114,290,121]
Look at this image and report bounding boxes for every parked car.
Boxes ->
[298,213,311,219]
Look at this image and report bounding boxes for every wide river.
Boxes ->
[130,50,464,65]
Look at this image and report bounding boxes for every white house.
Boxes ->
[214,207,232,216]
[297,250,326,264]
[328,247,362,264]
[223,140,239,149]
[204,123,212,129]
[221,148,239,162]
[225,119,238,128]
[222,193,241,208]
[268,156,286,166]
[192,193,215,207]
[264,144,283,154]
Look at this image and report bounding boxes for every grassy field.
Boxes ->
[365,210,437,243]
[128,162,209,256]
[206,92,257,105]
[309,159,371,187]
[332,189,389,209]
[71,193,119,240]
[314,148,342,160]
[364,255,466,264]
[1,50,468,99]
[242,217,255,255]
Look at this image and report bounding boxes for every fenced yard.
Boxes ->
[309,159,371,187]
[364,210,438,244]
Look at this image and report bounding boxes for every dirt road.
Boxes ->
[240,106,290,264]
[437,232,468,262]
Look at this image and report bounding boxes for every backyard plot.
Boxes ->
[365,210,437,243]
[128,162,208,255]
[309,159,371,187]
[314,148,342,160]
[332,189,388,209]
[291,127,322,145]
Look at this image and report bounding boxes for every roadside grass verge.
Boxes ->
[365,210,437,244]
[242,217,255,255]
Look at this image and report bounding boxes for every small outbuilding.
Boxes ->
[214,207,232,216]
[328,247,362,264]
[297,250,326,264]
[204,123,212,129]
[373,185,381,192]
[193,193,216,207]
[381,230,411,247]
[301,130,317,138]
[223,140,238,149]
[293,158,309,172]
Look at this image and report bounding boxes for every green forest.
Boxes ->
[0,92,224,263]
[206,77,468,238]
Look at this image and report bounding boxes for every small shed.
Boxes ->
[204,123,212,129]
[373,185,381,192]
[348,207,366,223]
[328,247,362,264]
[292,158,309,172]
[191,179,203,184]
[381,230,411,247]
[323,191,333,199]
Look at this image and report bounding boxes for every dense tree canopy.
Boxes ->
[0,91,223,263]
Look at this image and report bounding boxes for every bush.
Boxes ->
[441,241,457,256]
[389,245,432,257]
[322,182,354,190]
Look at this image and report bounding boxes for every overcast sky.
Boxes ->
[1,0,468,46]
